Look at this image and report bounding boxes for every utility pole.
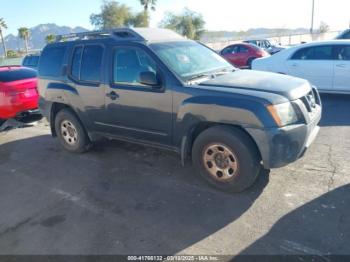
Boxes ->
[310,0,315,34]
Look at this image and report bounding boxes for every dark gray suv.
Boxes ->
[38,28,322,192]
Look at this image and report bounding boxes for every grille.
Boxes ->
[301,87,320,113]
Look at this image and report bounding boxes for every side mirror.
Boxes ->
[139,71,159,87]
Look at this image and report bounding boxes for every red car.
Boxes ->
[0,66,40,125]
[220,43,270,69]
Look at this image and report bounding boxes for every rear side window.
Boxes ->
[80,45,103,82]
[39,47,66,77]
[71,46,83,79]
[291,46,333,60]
[238,46,249,53]
[337,45,350,60]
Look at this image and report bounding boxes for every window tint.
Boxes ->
[222,46,240,55]
[71,46,83,79]
[39,47,66,77]
[291,46,333,60]
[222,46,233,55]
[340,31,350,39]
[80,45,103,82]
[26,56,39,67]
[337,46,350,60]
[238,46,249,53]
[22,57,30,66]
[114,47,157,85]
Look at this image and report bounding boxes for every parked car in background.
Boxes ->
[38,28,321,192]
[0,66,41,126]
[335,29,350,39]
[244,39,287,54]
[22,54,40,70]
[220,43,269,68]
[252,40,350,93]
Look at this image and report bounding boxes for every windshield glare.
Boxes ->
[150,41,233,81]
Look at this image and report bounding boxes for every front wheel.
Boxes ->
[54,109,91,153]
[192,126,261,192]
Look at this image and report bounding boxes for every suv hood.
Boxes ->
[199,70,311,101]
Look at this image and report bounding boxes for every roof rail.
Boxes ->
[55,28,145,42]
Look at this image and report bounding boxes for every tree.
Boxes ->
[90,1,133,29]
[159,8,206,40]
[0,18,7,58]
[18,27,30,54]
[138,0,157,27]
[45,34,56,44]
[318,21,330,34]
[6,50,19,58]
[131,11,150,27]
[139,0,156,11]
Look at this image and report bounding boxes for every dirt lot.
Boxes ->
[0,94,349,257]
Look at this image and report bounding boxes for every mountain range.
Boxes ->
[1,23,310,55]
[1,23,88,55]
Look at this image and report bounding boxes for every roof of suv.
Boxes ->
[53,28,185,45]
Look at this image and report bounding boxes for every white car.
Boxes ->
[252,40,350,94]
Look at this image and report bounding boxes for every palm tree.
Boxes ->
[18,27,30,54]
[0,18,8,58]
[45,34,56,44]
[139,0,157,11]
[139,0,157,27]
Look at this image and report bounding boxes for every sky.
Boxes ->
[1,0,350,36]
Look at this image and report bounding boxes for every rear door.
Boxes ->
[67,44,106,130]
[333,45,350,92]
[285,45,334,91]
[235,45,250,67]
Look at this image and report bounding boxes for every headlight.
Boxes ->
[267,102,299,127]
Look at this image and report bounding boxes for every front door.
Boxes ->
[101,45,173,145]
[286,45,334,91]
[333,45,350,92]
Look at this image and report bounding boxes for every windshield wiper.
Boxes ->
[187,73,213,82]
[186,68,236,83]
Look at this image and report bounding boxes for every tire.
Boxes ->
[247,57,256,69]
[54,108,91,153]
[192,126,261,192]
[0,119,5,126]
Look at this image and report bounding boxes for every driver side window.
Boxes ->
[113,47,157,85]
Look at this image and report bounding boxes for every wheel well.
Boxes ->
[50,103,69,136]
[187,122,262,161]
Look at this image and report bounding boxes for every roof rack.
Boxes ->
[55,28,145,42]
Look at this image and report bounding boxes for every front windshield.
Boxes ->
[150,41,234,82]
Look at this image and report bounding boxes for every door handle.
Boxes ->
[336,64,346,68]
[106,91,119,100]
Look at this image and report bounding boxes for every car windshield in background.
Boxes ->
[150,41,233,82]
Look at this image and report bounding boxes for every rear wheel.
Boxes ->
[54,109,91,153]
[192,126,261,192]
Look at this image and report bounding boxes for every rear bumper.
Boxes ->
[16,109,42,122]
[246,110,321,169]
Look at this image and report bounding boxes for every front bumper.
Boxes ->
[246,109,321,169]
